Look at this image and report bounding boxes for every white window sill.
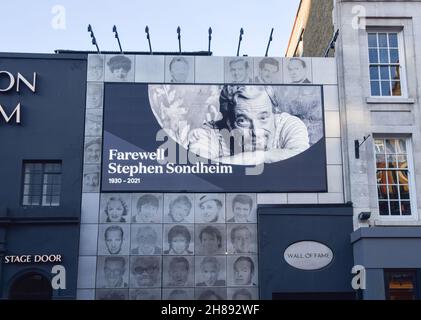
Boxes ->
[372,219,421,226]
[366,97,415,104]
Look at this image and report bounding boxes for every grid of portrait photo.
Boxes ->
[94,193,259,300]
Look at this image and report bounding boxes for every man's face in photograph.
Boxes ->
[232,227,252,253]
[105,229,123,254]
[104,259,125,287]
[170,61,189,82]
[232,102,275,152]
[260,63,278,83]
[230,60,248,83]
[288,59,307,83]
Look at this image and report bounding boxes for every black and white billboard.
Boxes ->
[102,83,326,192]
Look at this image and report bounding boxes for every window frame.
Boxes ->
[21,160,62,207]
[384,269,418,300]
[366,28,408,99]
[373,137,418,221]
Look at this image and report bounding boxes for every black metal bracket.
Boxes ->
[355,134,371,159]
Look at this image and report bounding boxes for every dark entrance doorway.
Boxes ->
[9,272,52,300]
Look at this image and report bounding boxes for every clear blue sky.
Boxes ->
[1,0,300,56]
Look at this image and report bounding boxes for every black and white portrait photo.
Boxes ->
[165,56,194,83]
[163,256,194,287]
[225,57,253,83]
[195,256,226,287]
[100,194,131,223]
[284,58,312,84]
[98,224,130,255]
[254,57,282,84]
[227,224,257,254]
[105,55,135,82]
[85,109,102,137]
[226,194,257,223]
[195,224,226,256]
[130,289,161,300]
[87,55,104,81]
[96,256,129,289]
[195,287,227,300]
[130,224,162,255]
[194,194,225,223]
[149,84,323,165]
[86,83,103,109]
[131,193,163,223]
[163,288,195,300]
[228,287,259,300]
[96,289,128,300]
[164,194,194,223]
[163,225,194,255]
[84,137,101,164]
[82,165,100,192]
[129,256,162,288]
[227,255,258,287]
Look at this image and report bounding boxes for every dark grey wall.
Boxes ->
[258,204,355,299]
[0,53,87,299]
[352,227,421,300]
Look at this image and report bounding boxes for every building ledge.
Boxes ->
[366,97,415,104]
[351,226,421,243]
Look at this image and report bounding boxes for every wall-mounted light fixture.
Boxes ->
[358,212,371,222]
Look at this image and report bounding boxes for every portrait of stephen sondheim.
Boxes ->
[188,85,310,165]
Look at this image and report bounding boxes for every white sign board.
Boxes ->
[284,241,333,271]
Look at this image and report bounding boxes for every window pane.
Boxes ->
[386,140,398,153]
[379,49,389,63]
[388,185,399,200]
[401,201,411,216]
[381,81,391,96]
[369,49,378,63]
[390,201,401,215]
[378,33,388,47]
[390,66,400,80]
[52,184,61,195]
[377,171,388,184]
[388,33,398,47]
[375,139,385,153]
[24,163,34,173]
[52,175,62,185]
[45,163,61,173]
[22,196,31,206]
[389,49,399,64]
[379,201,389,216]
[378,186,388,200]
[43,184,53,196]
[380,66,390,80]
[392,81,401,96]
[371,81,380,96]
[399,185,410,200]
[368,33,378,47]
[30,174,43,184]
[51,196,60,206]
[387,155,397,169]
[388,171,398,184]
[370,66,379,80]
[376,154,386,168]
[397,155,408,169]
[397,139,407,153]
[24,173,33,184]
[30,163,43,172]
[398,171,409,185]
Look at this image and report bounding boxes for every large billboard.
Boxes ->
[101,82,326,192]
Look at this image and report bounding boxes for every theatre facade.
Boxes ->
[1,51,357,300]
